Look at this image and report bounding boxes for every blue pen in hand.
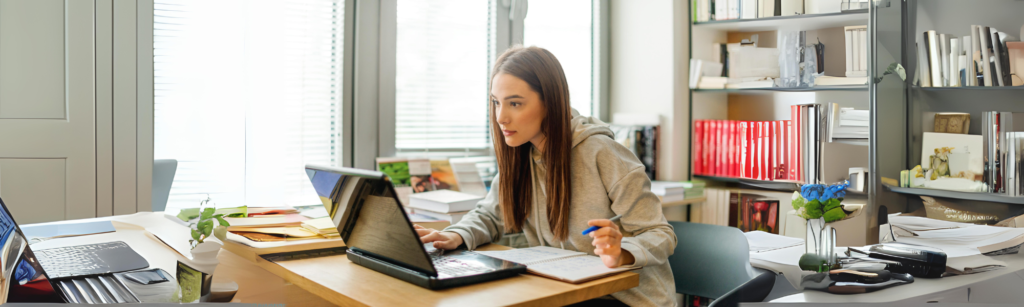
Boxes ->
[582,215,622,235]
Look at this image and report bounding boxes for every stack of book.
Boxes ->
[844,25,868,78]
[408,190,484,225]
[301,217,339,238]
[918,26,1023,87]
[693,0,818,22]
[693,104,826,184]
[684,181,706,199]
[827,103,868,140]
[651,181,688,203]
[981,111,1024,195]
[376,157,489,207]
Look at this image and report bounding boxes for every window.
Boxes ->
[154,0,343,209]
[394,0,490,150]
[524,0,594,117]
[392,0,598,153]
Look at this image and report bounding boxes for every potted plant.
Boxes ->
[177,196,230,303]
[791,181,861,272]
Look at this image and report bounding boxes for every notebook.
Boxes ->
[475,246,638,284]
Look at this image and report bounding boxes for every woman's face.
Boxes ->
[491,73,547,150]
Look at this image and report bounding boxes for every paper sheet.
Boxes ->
[475,246,584,265]
[745,231,804,252]
[893,225,1024,258]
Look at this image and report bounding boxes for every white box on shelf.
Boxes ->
[849,167,866,192]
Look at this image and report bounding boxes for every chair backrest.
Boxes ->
[668,221,757,299]
[152,159,178,212]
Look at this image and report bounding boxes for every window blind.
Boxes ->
[524,0,594,117]
[394,0,490,150]
[154,0,343,209]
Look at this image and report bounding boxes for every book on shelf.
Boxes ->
[408,190,484,213]
[475,246,639,284]
[933,113,970,134]
[844,25,868,78]
[1009,42,1024,86]
[694,108,821,182]
[609,122,659,180]
[813,76,867,86]
[919,25,1019,87]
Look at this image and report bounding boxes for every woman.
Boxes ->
[417,46,677,306]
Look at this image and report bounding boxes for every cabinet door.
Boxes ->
[0,0,96,223]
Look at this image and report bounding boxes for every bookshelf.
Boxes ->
[686,2,875,243]
[687,5,871,184]
[877,0,1024,228]
[693,9,868,32]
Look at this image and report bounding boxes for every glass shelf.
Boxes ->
[692,9,869,32]
[692,85,867,93]
[885,185,1024,205]
[912,86,1024,91]
[694,175,801,192]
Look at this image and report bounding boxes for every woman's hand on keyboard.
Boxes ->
[415,224,464,250]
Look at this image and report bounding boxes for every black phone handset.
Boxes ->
[868,244,947,278]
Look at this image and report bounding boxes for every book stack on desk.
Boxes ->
[408,190,484,225]
[300,217,339,238]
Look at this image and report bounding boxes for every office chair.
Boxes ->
[152,159,178,212]
[668,221,775,307]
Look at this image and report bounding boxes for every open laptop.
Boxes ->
[304,164,527,289]
[0,196,177,303]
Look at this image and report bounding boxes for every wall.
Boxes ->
[608,0,689,182]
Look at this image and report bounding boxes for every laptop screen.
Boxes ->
[305,165,437,276]
[0,198,62,302]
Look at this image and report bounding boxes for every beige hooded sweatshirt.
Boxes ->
[444,111,678,307]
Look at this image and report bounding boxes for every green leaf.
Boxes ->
[804,200,824,219]
[176,208,200,222]
[225,212,246,218]
[823,198,842,212]
[213,226,228,241]
[823,207,847,223]
[200,207,215,220]
[792,197,806,210]
[215,216,230,227]
[191,229,201,242]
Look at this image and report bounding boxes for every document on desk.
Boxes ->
[891,225,1024,258]
[20,220,116,243]
[744,231,804,252]
[475,246,638,284]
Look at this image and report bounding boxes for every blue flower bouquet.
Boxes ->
[791,181,852,223]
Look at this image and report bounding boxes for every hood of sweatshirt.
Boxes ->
[569,109,615,149]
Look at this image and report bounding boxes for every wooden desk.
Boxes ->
[254,244,641,307]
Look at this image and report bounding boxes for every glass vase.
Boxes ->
[805,217,837,270]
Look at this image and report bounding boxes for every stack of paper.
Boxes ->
[744,231,804,252]
[301,217,339,238]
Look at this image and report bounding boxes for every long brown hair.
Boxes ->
[490,46,573,241]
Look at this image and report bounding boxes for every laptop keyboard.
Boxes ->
[431,255,493,278]
[35,241,147,279]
